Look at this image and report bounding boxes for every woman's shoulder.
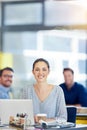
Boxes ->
[21,84,34,99]
[51,84,63,93]
[50,85,64,99]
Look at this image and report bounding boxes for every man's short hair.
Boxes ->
[0,67,14,76]
[63,68,74,74]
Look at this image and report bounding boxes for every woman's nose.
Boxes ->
[39,70,43,74]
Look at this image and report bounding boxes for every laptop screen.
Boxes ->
[0,99,34,125]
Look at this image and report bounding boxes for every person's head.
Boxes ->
[32,58,50,83]
[63,68,74,89]
[0,67,14,88]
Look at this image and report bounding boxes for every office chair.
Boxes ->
[67,106,77,123]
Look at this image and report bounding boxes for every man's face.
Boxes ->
[0,70,14,88]
[63,70,74,89]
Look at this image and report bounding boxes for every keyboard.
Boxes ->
[34,120,76,129]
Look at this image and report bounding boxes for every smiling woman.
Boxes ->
[21,58,67,123]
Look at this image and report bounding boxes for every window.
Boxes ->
[79,39,87,53]
[4,2,42,25]
[45,1,87,26]
[78,60,86,74]
[43,36,71,52]
[3,32,37,53]
[0,0,87,98]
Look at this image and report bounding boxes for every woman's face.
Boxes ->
[32,61,50,83]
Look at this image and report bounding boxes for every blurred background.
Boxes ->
[0,0,87,98]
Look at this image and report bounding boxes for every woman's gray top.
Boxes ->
[21,85,67,121]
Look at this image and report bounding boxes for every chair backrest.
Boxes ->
[67,106,77,123]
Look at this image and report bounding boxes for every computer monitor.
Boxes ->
[0,99,34,125]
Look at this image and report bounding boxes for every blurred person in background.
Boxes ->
[60,68,87,107]
[0,67,14,99]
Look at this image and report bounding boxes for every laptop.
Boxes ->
[0,99,34,125]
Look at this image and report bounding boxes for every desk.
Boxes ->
[0,125,87,130]
[76,114,87,124]
[43,124,87,130]
[76,107,87,124]
[46,128,87,130]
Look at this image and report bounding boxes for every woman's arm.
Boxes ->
[56,87,67,121]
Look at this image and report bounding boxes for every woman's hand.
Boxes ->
[34,115,55,123]
[34,115,38,123]
[45,118,55,122]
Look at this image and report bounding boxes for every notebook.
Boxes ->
[0,99,34,125]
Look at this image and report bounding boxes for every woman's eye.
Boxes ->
[34,67,48,72]
[35,68,39,71]
[43,68,47,71]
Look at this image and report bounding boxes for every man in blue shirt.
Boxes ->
[0,67,14,99]
[60,68,87,107]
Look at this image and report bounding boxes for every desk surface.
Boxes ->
[77,114,87,116]
[43,124,87,130]
[46,128,87,130]
[1,125,87,130]
[43,125,87,130]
